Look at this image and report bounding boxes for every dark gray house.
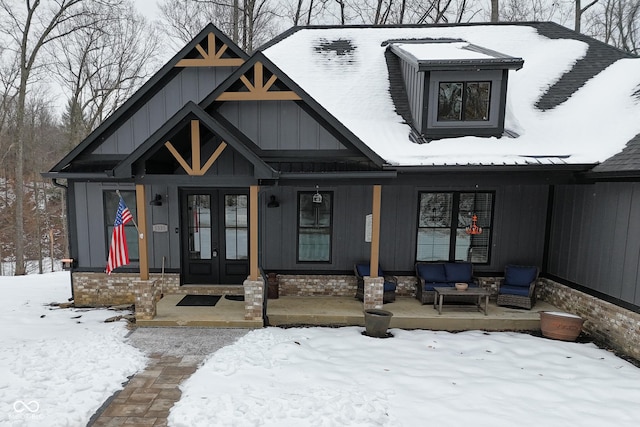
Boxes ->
[45,22,640,328]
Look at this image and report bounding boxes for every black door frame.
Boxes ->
[179,187,250,285]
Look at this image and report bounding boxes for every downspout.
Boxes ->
[52,178,74,300]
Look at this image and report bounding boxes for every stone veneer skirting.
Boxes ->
[538,278,640,362]
[72,272,242,307]
[276,274,501,298]
[73,273,501,306]
[73,272,639,362]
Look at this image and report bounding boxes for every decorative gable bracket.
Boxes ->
[176,33,244,67]
[216,61,301,101]
[164,120,227,176]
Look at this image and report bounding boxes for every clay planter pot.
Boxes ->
[540,311,584,341]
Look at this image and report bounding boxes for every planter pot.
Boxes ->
[540,311,584,341]
[363,309,393,338]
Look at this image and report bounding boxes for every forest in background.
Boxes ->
[0,0,637,275]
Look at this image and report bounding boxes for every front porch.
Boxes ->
[137,294,557,331]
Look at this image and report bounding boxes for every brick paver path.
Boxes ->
[89,354,203,426]
[87,327,249,427]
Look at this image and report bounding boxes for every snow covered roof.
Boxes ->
[389,40,524,71]
[262,23,640,167]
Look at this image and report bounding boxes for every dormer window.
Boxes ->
[438,81,491,121]
[389,40,523,140]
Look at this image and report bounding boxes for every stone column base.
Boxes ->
[134,279,161,320]
[363,276,384,310]
[244,276,265,321]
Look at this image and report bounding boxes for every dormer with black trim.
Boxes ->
[387,40,523,140]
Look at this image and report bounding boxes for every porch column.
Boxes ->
[364,184,383,309]
[244,184,263,322]
[369,184,381,278]
[135,184,149,280]
[249,185,259,281]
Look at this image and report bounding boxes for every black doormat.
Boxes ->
[176,295,221,306]
[225,295,245,301]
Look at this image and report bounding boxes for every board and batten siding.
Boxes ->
[217,101,347,151]
[260,184,548,273]
[397,58,424,130]
[92,67,235,155]
[72,182,183,270]
[548,183,640,306]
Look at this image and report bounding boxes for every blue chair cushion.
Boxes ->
[416,263,446,283]
[383,281,396,292]
[444,262,473,283]
[423,282,453,291]
[505,265,538,287]
[499,285,531,297]
[356,264,384,277]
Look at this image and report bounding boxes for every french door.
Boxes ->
[180,189,249,284]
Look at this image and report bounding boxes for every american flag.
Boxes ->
[106,197,134,274]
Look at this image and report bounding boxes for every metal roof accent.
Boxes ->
[389,41,524,71]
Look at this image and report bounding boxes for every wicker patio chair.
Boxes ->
[354,263,397,303]
[496,265,539,310]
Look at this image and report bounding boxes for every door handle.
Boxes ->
[212,249,218,258]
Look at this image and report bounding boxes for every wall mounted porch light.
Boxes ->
[267,195,280,208]
[150,194,163,206]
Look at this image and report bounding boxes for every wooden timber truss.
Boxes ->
[176,33,244,67]
[164,120,227,176]
[216,61,301,101]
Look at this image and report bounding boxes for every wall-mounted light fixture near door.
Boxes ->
[267,195,280,208]
[150,194,163,206]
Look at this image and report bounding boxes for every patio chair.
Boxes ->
[496,265,539,310]
[354,263,397,303]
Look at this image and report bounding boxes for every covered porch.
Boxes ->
[137,294,558,331]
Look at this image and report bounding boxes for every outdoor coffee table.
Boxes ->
[433,287,491,315]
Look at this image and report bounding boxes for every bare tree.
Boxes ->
[588,0,640,53]
[54,0,161,143]
[576,0,599,32]
[159,0,279,52]
[0,0,128,275]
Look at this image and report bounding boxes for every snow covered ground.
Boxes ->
[170,327,640,427]
[3,272,640,427]
[0,272,146,426]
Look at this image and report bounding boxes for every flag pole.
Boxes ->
[115,189,140,234]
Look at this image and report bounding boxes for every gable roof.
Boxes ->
[260,22,640,167]
[112,101,278,179]
[49,23,248,174]
[200,51,387,167]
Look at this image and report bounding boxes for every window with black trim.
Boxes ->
[225,194,248,260]
[438,81,491,121]
[416,191,493,263]
[104,190,139,261]
[297,191,332,262]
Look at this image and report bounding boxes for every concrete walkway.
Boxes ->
[88,327,250,427]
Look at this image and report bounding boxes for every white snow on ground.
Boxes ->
[4,272,640,427]
[0,272,146,426]
[169,326,640,427]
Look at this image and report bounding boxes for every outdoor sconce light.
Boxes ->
[150,194,163,206]
[267,195,280,208]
